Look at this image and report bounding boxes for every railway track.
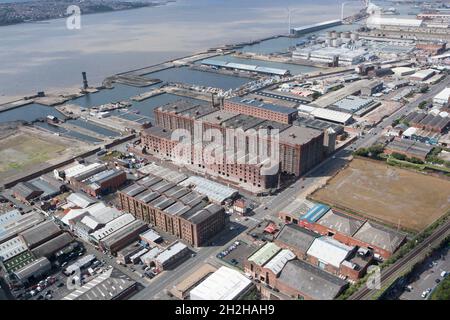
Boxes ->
[350,220,450,300]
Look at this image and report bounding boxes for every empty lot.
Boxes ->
[310,158,450,232]
[0,126,90,183]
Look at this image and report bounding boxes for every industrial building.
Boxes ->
[293,46,366,66]
[290,20,342,37]
[223,97,298,124]
[152,241,189,270]
[19,220,62,249]
[61,162,126,197]
[433,87,450,106]
[143,101,327,181]
[99,219,148,254]
[63,268,138,300]
[330,96,380,116]
[118,175,227,247]
[30,233,74,259]
[170,263,217,300]
[306,237,354,275]
[0,211,45,244]
[274,224,319,259]
[190,266,253,300]
[11,182,43,203]
[201,59,289,76]
[13,257,52,284]
[384,138,434,161]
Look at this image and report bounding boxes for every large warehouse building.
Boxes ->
[117,174,227,247]
[145,100,326,182]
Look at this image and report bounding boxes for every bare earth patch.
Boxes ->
[310,158,450,233]
[0,126,92,183]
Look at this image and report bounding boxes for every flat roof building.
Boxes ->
[223,97,298,124]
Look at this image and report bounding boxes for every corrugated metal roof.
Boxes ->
[301,204,330,223]
[306,237,354,268]
[248,242,281,266]
[263,249,295,276]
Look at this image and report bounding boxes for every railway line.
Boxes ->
[350,220,450,300]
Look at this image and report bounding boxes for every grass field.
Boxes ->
[0,132,67,181]
[310,158,450,233]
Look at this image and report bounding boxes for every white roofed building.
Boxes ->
[190,266,252,300]
[306,237,355,272]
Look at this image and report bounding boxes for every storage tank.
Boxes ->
[351,33,360,41]
[326,31,333,39]
[342,32,351,39]
[325,38,332,46]
[330,30,337,38]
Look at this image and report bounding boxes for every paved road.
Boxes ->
[132,77,450,300]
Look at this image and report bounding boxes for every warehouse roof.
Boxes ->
[156,99,208,114]
[279,126,323,146]
[66,193,97,209]
[434,87,450,103]
[199,110,239,125]
[0,209,22,232]
[179,176,238,203]
[182,203,223,225]
[263,249,296,276]
[100,220,147,249]
[279,198,316,219]
[316,210,366,236]
[140,229,161,243]
[12,182,43,200]
[229,97,296,115]
[386,139,433,159]
[310,108,353,124]
[140,247,163,264]
[301,204,330,223]
[276,224,319,253]
[91,213,136,241]
[248,242,281,266]
[190,266,252,300]
[31,233,74,258]
[307,237,354,268]
[278,259,347,300]
[0,211,44,244]
[0,236,28,262]
[14,257,51,281]
[155,241,188,266]
[353,222,405,253]
[138,163,188,184]
[20,221,61,248]
[63,268,136,300]
[136,175,162,189]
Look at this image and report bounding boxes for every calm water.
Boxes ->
[0,0,362,99]
[144,67,250,90]
[68,83,155,108]
[0,103,65,123]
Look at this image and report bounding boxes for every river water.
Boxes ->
[0,0,369,142]
[0,0,363,100]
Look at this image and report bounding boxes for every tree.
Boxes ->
[391,152,406,161]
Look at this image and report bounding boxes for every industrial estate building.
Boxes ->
[117,172,227,247]
[143,99,327,190]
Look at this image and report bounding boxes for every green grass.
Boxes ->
[430,275,450,300]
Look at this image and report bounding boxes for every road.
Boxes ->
[133,77,450,300]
